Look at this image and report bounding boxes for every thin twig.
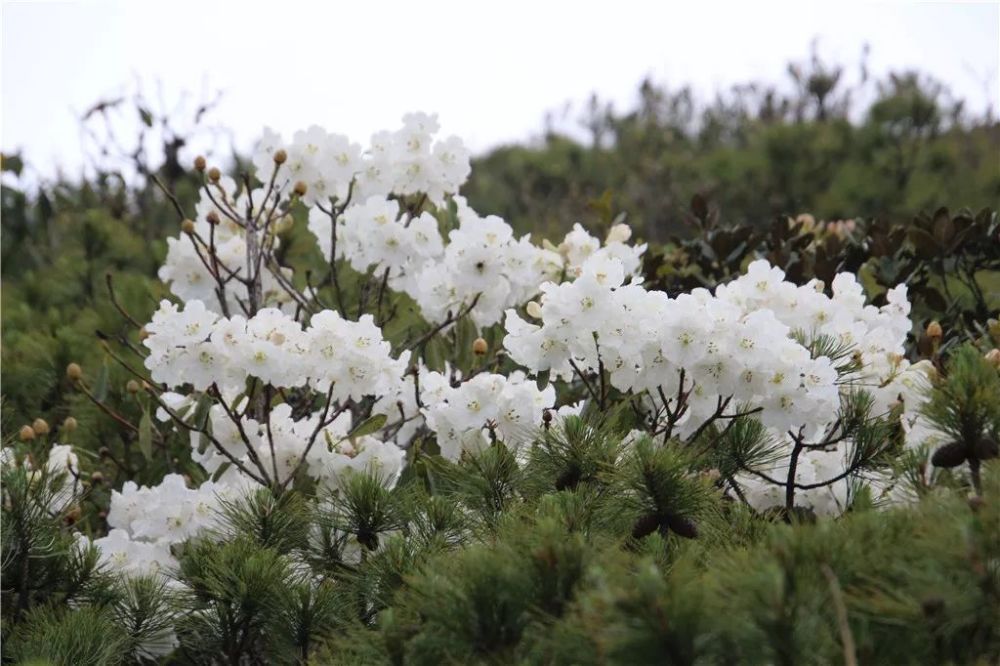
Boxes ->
[149,389,267,486]
[105,273,143,329]
[403,293,482,351]
[151,174,187,220]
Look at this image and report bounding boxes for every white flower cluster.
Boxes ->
[1,443,80,510]
[80,473,237,657]
[107,474,227,545]
[505,258,911,435]
[504,256,927,517]
[160,114,648,333]
[309,195,646,328]
[422,371,556,460]
[309,194,562,327]
[559,221,646,278]
[91,405,406,582]
[92,474,232,578]
[255,112,470,207]
[88,110,937,600]
[190,403,405,491]
[158,177,291,313]
[736,357,936,517]
[143,300,408,398]
[317,195,443,280]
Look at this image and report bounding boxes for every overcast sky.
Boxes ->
[2,0,998,181]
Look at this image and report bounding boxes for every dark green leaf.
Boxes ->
[138,408,153,460]
[907,228,939,259]
[93,360,109,403]
[349,413,388,440]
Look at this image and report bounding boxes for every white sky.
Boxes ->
[2,0,998,182]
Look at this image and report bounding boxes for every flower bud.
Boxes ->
[526,301,543,319]
[472,337,488,356]
[181,219,196,235]
[542,409,553,424]
[64,504,82,526]
[63,416,78,432]
[18,425,35,441]
[66,363,83,381]
[796,213,816,231]
[985,348,1000,369]
[700,468,722,483]
[98,446,112,459]
[273,149,288,165]
[126,380,140,394]
[138,327,149,341]
[207,167,221,183]
[90,471,104,485]
[31,418,50,436]
[926,320,943,341]
[206,210,220,225]
[606,223,632,244]
[293,181,308,197]
[193,155,206,172]
[988,318,1000,342]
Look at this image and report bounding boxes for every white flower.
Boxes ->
[423,373,555,460]
[92,529,178,578]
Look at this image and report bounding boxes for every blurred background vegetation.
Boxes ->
[2,52,998,465]
[466,51,998,240]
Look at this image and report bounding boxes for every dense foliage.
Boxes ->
[2,57,999,665]
[4,422,999,664]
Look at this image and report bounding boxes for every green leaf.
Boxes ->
[190,393,213,428]
[536,369,551,391]
[138,106,153,128]
[349,413,387,440]
[907,228,939,259]
[138,408,153,460]
[93,359,109,402]
[933,209,954,247]
[919,286,948,313]
[197,412,214,456]
[211,462,232,482]
[587,190,614,224]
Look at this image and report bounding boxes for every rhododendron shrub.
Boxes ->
[50,112,934,571]
[69,114,605,582]
[12,113,996,664]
